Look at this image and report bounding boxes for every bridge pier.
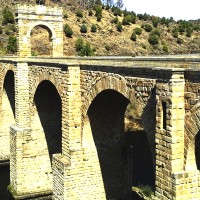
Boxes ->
[155,70,186,199]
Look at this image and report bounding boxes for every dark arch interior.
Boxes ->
[34,80,62,162]
[88,89,155,199]
[3,70,15,117]
[0,70,15,199]
[195,131,200,170]
[31,25,52,56]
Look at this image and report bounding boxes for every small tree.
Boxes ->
[142,23,153,32]
[88,10,93,16]
[75,37,84,52]
[2,7,15,25]
[7,36,17,54]
[91,24,97,32]
[134,27,142,35]
[64,24,73,37]
[116,21,122,32]
[111,17,118,24]
[152,16,160,27]
[130,32,137,41]
[80,24,87,33]
[76,9,83,17]
[148,34,159,45]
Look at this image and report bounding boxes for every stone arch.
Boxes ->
[185,103,200,171]
[30,72,62,105]
[82,75,145,119]
[81,75,156,198]
[29,23,55,56]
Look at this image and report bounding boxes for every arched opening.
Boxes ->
[0,70,15,199]
[195,131,200,170]
[33,80,62,163]
[30,25,53,56]
[86,89,154,199]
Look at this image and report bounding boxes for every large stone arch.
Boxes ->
[81,74,156,198]
[81,75,156,154]
[185,103,200,171]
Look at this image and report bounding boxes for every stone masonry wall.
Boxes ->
[0,63,15,162]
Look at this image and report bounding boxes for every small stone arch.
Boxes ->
[27,22,56,39]
[185,103,200,171]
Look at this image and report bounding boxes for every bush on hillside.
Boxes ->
[116,21,123,32]
[88,10,93,16]
[134,27,142,35]
[2,7,15,25]
[80,24,87,33]
[186,27,193,37]
[151,28,161,37]
[64,24,73,37]
[75,38,94,56]
[95,5,102,17]
[91,24,97,32]
[152,16,160,27]
[97,14,102,21]
[76,10,83,17]
[130,32,137,41]
[142,23,153,32]
[148,34,159,45]
[7,36,17,54]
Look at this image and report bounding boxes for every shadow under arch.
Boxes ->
[34,80,62,162]
[195,131,200,170]
[30,24,53,56]
[3,70,15,117]
[0,70,15,199]
[88,89,130,199]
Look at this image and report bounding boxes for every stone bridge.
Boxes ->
[0,4,200,200]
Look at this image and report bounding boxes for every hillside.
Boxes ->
[0,0,200,56]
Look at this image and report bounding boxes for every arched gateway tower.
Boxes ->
[16,4,63,57]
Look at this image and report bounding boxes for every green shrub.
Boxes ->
[76,10,83,17]
[148,33,159,45]
[122,17,129,25]
[143,13,149,21]
[186,27,193,37]
[64,24,73,37]
[163,44,168,53]
[5,28,12,35]
[88,10,93,16]
[171,27,179,38]
[97,14,102,21]
[7,36,17,54]
[111,17,118,24]
[130,14,136,24]
[80,24,87,33]
[134,27,142,35]
[116,21,122,32]
[151,28,161,37]
[130,32,137,41]
[143,23,153,32]
[75,37,84,52]
[36,0,45,4]
[79,42,94,56]
[91,24,97,32]
[75,38,94,56]
[152,16,160,27]
[113,7,122,16]
[95,5,102,17]
[139,185,153,198]
[2,7,15,25]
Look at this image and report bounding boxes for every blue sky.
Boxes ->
[120,0,200,21]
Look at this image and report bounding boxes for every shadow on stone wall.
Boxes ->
[34,80,62,162]
[3,70,15,117]
[0,165,10,199]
